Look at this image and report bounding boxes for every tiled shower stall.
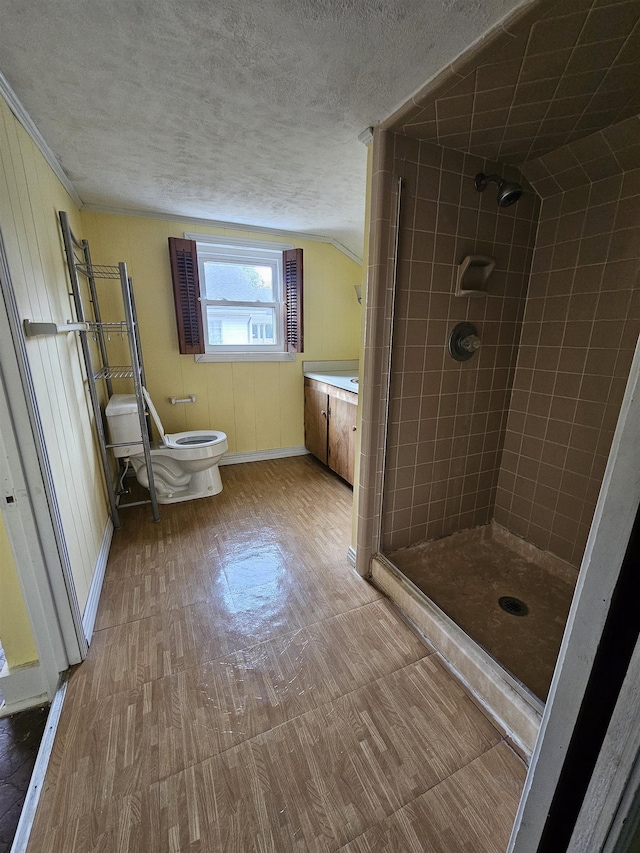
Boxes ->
[356,0,640,727]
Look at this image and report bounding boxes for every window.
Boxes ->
[199,246,280,352]
[168,235,303,362]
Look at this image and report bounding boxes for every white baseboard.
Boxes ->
[0,662,47,716]
[219,446,309,466]
[10,674,68,853]
[82,517,114,644]
[347,546,357,567]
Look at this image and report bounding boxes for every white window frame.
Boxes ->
[185,233,295,363]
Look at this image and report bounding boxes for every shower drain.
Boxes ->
[498,596,529,617]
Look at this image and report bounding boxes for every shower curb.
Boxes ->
[370,555,543,757]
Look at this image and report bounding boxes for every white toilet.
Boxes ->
[105,389,228,504]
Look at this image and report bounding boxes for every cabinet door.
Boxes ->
[304,384,329,464]
[328,395,357,485]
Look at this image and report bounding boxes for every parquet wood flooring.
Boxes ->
[26,456,525,852]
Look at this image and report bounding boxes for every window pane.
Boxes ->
[203,262,274,302]
[206,305,277,346]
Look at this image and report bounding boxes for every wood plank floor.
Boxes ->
[26,456,526,852]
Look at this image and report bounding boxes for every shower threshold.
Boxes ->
[389,523,577,702]
[373,523,578,754]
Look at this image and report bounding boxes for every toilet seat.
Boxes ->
[142,388,225,450]
[163,430,227,449]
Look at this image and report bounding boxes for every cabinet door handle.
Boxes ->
[321,410,327,418]
[352,425,357,431]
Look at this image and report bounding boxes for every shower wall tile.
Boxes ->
[382,133,539,552]
[521,115,640,195]
[495,118,640,567]
[383,0,640,167]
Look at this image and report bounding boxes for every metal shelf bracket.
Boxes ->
[23,319,89,337]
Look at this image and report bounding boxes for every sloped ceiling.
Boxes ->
[0,0,529,257]
[388,0,640,167]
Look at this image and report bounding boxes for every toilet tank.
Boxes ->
[105,394,143,458]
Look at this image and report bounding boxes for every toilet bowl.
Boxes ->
[105,390,228,504]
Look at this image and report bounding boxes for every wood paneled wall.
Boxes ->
[0,94,108,612]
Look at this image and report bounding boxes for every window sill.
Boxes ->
[194,352,296,363]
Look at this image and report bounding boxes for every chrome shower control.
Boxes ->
[460,334,481,353]
[448,322,481,361]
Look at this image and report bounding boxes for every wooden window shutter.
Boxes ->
[168,237,205,354]
[283,248,303,353]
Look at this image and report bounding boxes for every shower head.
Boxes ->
[497,181,523,207]
[474,172,523,207]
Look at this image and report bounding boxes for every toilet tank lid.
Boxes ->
[105,391,166,442]
[105,394,138,416]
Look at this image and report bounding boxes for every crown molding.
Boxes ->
[0,70,83,208]
[81,204,363,265]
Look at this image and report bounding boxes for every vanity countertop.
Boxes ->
[303,370,359,394]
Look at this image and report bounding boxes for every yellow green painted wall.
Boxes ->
[0,93,109,614]
[80,212,363,454]
[0,512,38,667]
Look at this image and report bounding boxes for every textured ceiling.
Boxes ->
[0,0,530,257]
[390,0,640,167]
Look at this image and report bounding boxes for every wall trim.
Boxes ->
[0,663,47,717]
[82,518,114,644]
[219,446,309,466]
[195,351,295,363]
[184,232,295,252]
[10,674,68,853]
[0,71,82,208]
[82,204,363,265]
[347,546,357,567]
[380,0,535,133]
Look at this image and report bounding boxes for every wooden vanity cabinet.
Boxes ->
[328,394,357,485]
[304,378,357,485]
[303,381,329,464]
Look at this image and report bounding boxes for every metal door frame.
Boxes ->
[0,227,84,697]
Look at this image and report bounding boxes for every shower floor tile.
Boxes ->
[390,524,577,701]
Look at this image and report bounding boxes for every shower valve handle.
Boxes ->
[448,322,481,362]
[460,334,481,353]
